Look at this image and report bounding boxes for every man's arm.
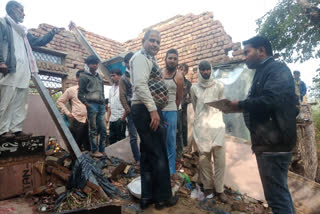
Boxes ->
[218,82,225,100]
[185,80,192,105]
[0,22,8,74]
[106,107,111,123]
[0,22,5,64]
[238,65,293,113]
[78,76,89,106]
[300,81,307,97]
[27,28,62,47]
[190,86,197,112]
[119,77,131,113]
[57,89,73,118]
[175,72,184,109]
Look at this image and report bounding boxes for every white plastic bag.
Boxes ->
[190,184,204,201]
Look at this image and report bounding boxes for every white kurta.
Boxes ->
[191,80,225,153]
[0,26,31,88]
[0,24,31,134]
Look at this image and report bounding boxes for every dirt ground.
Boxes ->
[121,190,271,214]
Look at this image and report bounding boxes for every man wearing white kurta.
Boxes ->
[0,1,60,137]
[191,60,228,203]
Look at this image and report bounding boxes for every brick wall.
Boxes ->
[123,12,244,83]
[79,27,125,60]
[28,24,90,89]
[28,12,244,86]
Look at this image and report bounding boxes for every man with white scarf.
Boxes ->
[0,1,61,138]
[191,60,228,203]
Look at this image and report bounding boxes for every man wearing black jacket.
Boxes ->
[78,55,106,157]
[224,36,296,214]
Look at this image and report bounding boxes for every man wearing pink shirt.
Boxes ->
[57,70,90,151]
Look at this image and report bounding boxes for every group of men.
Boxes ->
[0,1,300,213]
[129,30,298,214]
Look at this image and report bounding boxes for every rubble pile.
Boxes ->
[29,140,141,212]
[27,139,272,213]
[169,152,272,214]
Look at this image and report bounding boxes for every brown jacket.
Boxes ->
[119,72,131,113]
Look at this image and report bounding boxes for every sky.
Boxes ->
[0,0,318,91]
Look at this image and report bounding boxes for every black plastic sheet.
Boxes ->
[67,154,127,199]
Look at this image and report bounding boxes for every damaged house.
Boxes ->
[1,11,319,214]
[23,12,249,146]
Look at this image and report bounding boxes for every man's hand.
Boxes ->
[121,112,127,121]
[67,113,74,119]
[150,110,160,131]
[222,100,243,113]
[51,27,64,35]
[0,63,8,75]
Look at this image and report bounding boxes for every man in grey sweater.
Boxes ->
[130,29,178,210]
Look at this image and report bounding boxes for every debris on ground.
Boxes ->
[22,139,272,213]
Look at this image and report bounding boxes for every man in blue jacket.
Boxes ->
[293,70,307,102]
[225,36,296,214]
[0,1,61,138]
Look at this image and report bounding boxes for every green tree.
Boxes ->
[310,67,320,98]
[256,0,319,63]
[256,0,320,97]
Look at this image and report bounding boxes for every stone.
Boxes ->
[55,186,66,196]
[63,159,72,168]
[45,156,59,162]
[232,202,246,212]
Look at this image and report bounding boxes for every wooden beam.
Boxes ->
[68,22,111,82]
